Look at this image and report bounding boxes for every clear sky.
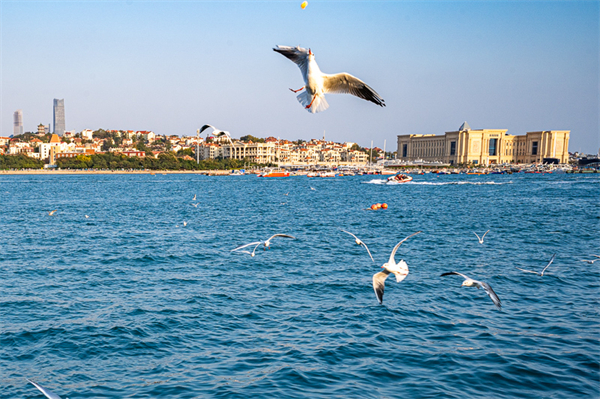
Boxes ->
[1,0,598,152]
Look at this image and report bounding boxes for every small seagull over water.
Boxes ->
[231,242,261,257]
[27,379,63,399]
[192,203,199,208]
[48,210,57,216]
[273,45,385,113]
[474,230,489,244]
[85,215,89,218]
[193,194,196,201]
[581,255,600,264]
[341,230,374,262]
[373,231,421,304]
[515,254,557,276]
[440,271,502,309]
[232,234,296,255]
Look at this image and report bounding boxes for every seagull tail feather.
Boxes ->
[297,92,329,113]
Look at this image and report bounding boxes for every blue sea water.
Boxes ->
[1,172,598,398]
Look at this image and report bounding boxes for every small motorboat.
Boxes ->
[258,169,290,177]
[387,173,413,183]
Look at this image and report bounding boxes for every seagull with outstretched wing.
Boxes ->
[474,230,489,244]
[373,231,421,304]
[341,230,374,262]
[515,254,557,276]
[274,45,385,113]
[200,124,233,145]
[440,271,502,309]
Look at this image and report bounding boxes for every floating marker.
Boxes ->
[301,1,308,9]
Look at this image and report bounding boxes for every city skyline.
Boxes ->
[1,1,598,153]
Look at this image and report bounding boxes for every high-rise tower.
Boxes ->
[53,99,65,136]
[13,110,23,135]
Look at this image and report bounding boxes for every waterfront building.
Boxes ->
[13,110,23,135]
[53,99,65,136]
[396,122,570,165]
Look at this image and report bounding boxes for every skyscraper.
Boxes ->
[53,99,65,136]
[13,110,23,135]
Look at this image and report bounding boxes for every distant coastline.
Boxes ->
[0,169,232,175]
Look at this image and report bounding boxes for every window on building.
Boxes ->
[402,144,407,158]
[450,141,456,156]
[532,141,538,155]
[489,138,498,156]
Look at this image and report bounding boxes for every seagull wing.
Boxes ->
[540,253,556,276]
[322,73,385,107]
[199,124,215,134]
[267,234,296,241]
[474,232,481,242]
[341,229,358,240]
[388,231,422,264]
[231,242,262,252]
[273,45,310,78]
[362,242,375,262]
[27,379,63,399]
[479,281,502,309]
[440,271,470,280]
[482,230,490,240]
[515,267,540,275]
[373,270,391,304]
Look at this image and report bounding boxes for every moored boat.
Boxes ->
[258,169,290,177]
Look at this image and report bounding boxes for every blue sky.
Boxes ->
[2,1,598,152]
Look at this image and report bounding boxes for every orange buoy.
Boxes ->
[381,203,388,209]
[301,1,308,9]
[370,204,377,210]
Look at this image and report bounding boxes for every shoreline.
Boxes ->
[0,169,234,175]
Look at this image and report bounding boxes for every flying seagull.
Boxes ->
[232,233,296,254]
[192,203,199,208]
[27,379,63,399]
[273,45,385,113]
[231,241,262,257]
[193,194,197,201]
[85,215,89,218]
[515,254,557,276]
[474,230,490,244]
[341,229,374,262]
[48,210,57,216]
[373,231,422,304]
[581,255,600,264]
[440,271,502,309]
[199,124,234,145]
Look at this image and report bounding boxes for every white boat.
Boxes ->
[387,173,413,183]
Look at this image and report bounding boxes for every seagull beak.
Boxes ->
[309,48,312,55]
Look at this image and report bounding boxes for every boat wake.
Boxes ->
[362,179,513,186]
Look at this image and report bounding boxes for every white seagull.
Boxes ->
[440,271,502,309]
[581,255,600,264]
[341,229,374,262]
[192,203,199,208]
[27,379,63,399]
[85,215,89,218]
[193,194,196,201]
[231,241,262,257]
[48,210,57,216]
[373,231,422,304]
[474,230,490,244]
[232,233,296,255]
[515,254,557,276]
[199,124,234,145]
[183,221,187,227]
[273,45,385,113]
